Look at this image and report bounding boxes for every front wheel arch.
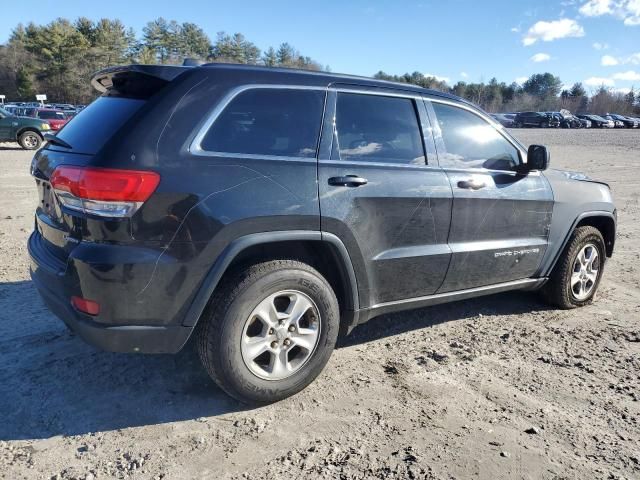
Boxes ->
[544,211,616,278]
[575,214,616,257]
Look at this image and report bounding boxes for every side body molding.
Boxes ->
[181,230,359,327]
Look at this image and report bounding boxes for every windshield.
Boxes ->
[0,107,11,117]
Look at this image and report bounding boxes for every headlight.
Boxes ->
[41,123,50,130]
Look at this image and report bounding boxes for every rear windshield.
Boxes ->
[38,111,66,120]
[52,97,145,155]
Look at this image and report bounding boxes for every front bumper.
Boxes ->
[28,231,193,353]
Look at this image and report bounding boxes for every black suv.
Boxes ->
[551,112,582,128]
[513,111,560,128]
[29,64,616,404]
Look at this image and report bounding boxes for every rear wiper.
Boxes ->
[44,133,72,149]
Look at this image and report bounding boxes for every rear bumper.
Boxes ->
[28,231,194,353]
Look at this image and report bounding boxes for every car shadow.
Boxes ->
[0,280,246,441]
[0,279,552,441]
[340,290,553,348]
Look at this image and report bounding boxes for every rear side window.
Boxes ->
[201,88,325,158]
[432,102,520,170]
[53,97,145,155]
[334,93,425,165]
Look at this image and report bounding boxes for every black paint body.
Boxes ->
[28,64,616,353]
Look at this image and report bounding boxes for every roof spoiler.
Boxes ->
[91,64,192,97]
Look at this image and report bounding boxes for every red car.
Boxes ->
[31,109,69,131]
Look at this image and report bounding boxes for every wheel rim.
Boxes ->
[240,290,321,381]
[571,243,600,301]
[23,134,38,148]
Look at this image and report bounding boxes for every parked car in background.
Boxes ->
[603,115,625,128]
[578,117,592,128]
[551,111,583,128]
[513,111,560,128]
[30,109,69,131]
[0,106,51,149]
[490,113,515,127]
[605,114,638,128]
[28,63,616,404]
[577,115,614,128]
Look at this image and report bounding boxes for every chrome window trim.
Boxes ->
[189,84,327,159]
[427,97,528,161]
[331,87,424,100]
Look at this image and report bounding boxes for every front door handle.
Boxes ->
[328,175,368,187]
[457,178,486,190]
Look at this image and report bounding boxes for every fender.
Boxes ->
[181,230,360,327]
[16,126,44,141]
[540,210,616,277]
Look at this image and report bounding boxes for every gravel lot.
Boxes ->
[1,129,639,480]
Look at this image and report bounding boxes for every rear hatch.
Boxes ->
[31,64,190,265]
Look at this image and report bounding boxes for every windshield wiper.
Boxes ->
[44,133,72,149]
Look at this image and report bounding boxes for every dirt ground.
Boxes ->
[1,129,639,480]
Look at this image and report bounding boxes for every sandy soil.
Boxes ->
[0,129,639,480]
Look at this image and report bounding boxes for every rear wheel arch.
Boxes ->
[182,231,359,330]
[16,127,43,140]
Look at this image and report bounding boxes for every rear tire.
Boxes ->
[542,226,606,309]
[18,131,42,150]
[197,259,340,404]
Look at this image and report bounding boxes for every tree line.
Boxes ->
[0,17,637,115]
[374,71,638,116]
[0,17,325,104]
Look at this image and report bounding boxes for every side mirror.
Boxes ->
[525,144,550,172]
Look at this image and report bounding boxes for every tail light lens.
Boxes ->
[50,166,160,218]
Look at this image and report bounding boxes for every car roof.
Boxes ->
[198,63,467,103]
[95,63,473,108]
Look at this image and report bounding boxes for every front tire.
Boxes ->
[542,226,606,309]
[197,259,340,404]
[18,131,42,150]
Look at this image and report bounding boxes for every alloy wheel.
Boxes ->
[571,243,600,301]
[240,290,321,380]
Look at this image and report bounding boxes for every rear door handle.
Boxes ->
[328,175,368,187]
[457,178,486,190]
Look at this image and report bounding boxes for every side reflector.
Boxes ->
[71,296,100,316]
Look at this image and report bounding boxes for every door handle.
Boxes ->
[328,175,368,187]
[457,178,486,190]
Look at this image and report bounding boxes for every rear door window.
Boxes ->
[201,88,325,158]
[334,92,425,165]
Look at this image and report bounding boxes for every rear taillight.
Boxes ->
[50,166,160,218]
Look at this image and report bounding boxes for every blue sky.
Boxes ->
[2,0,639,93]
